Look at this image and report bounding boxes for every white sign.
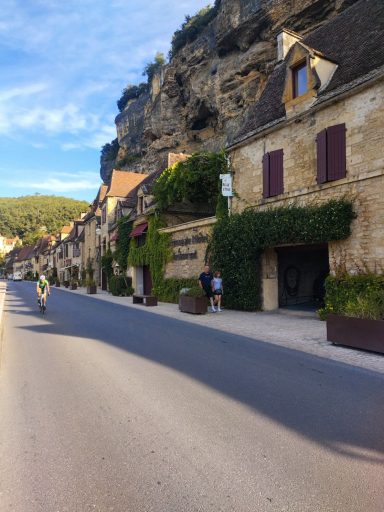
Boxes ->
[220,173,233,197]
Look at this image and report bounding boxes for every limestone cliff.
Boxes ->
[101,0,358,183]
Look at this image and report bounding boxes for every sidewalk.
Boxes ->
[55,285,384,374]
[0,281,6,328]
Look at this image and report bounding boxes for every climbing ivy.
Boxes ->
[128,215,172,294]
[114,218,133,272]
[210,199,355,311]
[153,150,228,212]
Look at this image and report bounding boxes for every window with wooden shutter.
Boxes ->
[263,149,284,198]
[327,124,346,181]
[316,123,346,184]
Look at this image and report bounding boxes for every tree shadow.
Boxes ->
[7,283,384,464]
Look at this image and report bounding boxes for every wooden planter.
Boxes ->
[87,285,97,294]
[55,282,61,287]
[70,283,78,290]
[327,313,384,354]
[179,295,207,314]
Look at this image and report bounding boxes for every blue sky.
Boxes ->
[0,0,210,202]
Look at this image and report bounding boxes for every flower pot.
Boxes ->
[87,285,97,294]
[70,283,78,290]
[179,295,207,314]
[327,313,384,354]
[55,282,61,287]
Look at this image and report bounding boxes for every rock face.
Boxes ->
[100,0,358,183]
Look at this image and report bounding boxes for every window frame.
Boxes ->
[292,60,308,99]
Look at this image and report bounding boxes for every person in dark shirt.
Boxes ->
[198,264,216,312]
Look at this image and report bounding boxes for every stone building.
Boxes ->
[227,0,384,310]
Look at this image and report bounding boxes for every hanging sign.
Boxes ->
[220,173,233,197]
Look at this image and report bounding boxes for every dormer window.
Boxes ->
[292,61,308,98]
[138,196,144,214]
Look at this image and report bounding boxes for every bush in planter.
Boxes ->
[318,273,384,320]
[64,280,70,288]
[55,280,61,287]
[179,286,207,314]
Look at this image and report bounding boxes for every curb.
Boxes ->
[0,281,6,328]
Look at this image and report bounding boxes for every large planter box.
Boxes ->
[87,285,97,294]
[179,295,207,314]
[70,283,78,290]
[327,314,384,354]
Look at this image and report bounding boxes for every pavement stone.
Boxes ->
[53,285,384,375]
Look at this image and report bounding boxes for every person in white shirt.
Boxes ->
[211,270,224,312]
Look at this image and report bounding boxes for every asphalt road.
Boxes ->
[0,282,383,512]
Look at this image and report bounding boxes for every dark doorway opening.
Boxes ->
[277,244,329,310]
[143,265,153,295]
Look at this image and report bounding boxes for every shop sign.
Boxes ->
[220,173,233,197]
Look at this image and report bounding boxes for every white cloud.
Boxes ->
[3,171,101,193]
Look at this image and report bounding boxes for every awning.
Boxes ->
[129,222,148,238]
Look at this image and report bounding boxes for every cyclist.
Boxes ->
[36,274,50,309]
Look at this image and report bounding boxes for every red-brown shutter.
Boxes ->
[270,149,284,196]
[316,129,327,184]
[327,123,346,181]
[262,153,270,198]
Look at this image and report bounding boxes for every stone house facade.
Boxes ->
[227,0,384,310]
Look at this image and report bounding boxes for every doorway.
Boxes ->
[277,244,329,309]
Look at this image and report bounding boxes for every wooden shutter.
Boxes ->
[270,149,284,196]
[316,129,327,184]
[262,153,270,198]
[327,123,346,181]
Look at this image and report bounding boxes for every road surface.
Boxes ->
[0,282,383,511]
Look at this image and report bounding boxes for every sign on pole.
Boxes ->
[220,173,233,197]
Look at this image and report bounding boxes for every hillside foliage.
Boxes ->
[0,195,89,244]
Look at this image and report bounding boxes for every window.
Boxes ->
[102,206,106,224]
[292,61,308,98]
[316,123,346,184]
[138,196,144,214]
[262,149,284,198]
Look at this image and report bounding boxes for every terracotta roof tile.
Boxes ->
[106,170,148,198]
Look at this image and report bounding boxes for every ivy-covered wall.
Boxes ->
[210,199,355,311]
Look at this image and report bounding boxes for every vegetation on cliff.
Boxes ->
[169,1,221,58]
[0,195,89,244]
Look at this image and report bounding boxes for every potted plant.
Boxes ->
[64,280,70,288]
[86,278,97,294]
[55,279,61,287]
[70,279,78,290]
[179,286,208,314]
[321,274,384,354]
[86,258,97,294]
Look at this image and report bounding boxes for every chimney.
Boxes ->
[277,29,302,61]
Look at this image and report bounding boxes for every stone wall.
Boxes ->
[160,218,216,279]
[230,78,384,274]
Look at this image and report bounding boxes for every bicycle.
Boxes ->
[38,293,48,314]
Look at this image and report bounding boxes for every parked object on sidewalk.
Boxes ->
[70,280,78,290]
[132,294,158,306]
[179,286,207,314]
[327,314,384,354]
[55,280,61,287]
[86,280,97,294]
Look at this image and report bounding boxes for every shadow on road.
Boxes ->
[5,283,384,464]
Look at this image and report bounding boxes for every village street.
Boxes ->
[0,282,383,512]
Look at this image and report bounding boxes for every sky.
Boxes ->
[0,0,209,202]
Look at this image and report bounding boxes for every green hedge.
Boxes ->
[109,276,133,297]
[210,199,355,311]
[318,274,384,320]
[156,278,197,303]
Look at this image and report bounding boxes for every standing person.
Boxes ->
[212,270,223,312]
[198,264,216,312]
